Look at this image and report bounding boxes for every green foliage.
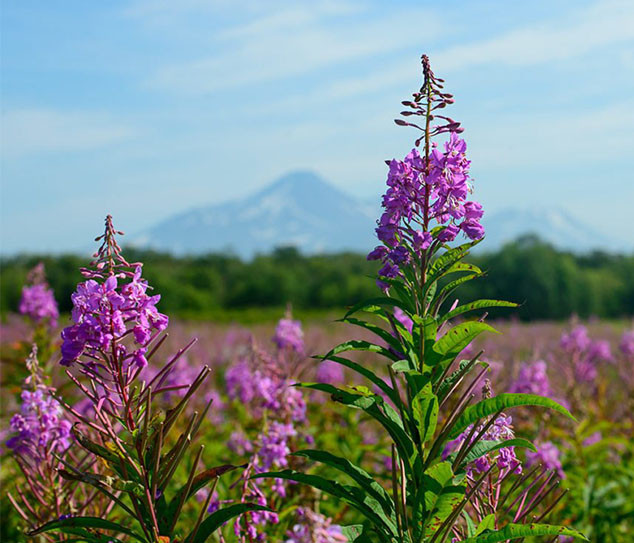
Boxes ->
[2,238,633,322]
[258,235,587,542]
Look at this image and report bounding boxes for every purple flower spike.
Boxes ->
[19,263,59,329]
[273,316,305,354]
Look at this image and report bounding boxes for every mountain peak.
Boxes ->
[131,173,630,258]
[132,171,376,258]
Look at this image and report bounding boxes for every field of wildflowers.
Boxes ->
[1,56,632,543]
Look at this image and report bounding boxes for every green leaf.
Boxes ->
[166,464,243,525]
[321,355,400,406]
[474,514,496,535]
[430,272,483,315]
[439,299,518,323]
[463,511,476,537]
[436,358,485,401]
[418,462,465,536]
[449,394,576,440]
[411,390,438,445]
[327,340,400,362]
[344,297,413,320]
[252,470,398,537]
[338,317,407,357]
[298,383,414,466]
[428,322,498,368]
[341,524,370,542]
[27,517,145,542]
[460,523,588,542]
[189,503,271,543]
[292,450,395,517]
[450,438,537,470]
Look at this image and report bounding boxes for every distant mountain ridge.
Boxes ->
[132,171,377,258]
[131,171,630,257]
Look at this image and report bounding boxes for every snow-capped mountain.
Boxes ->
[132,171,630,257]
[479,207,629,254]
[131,171,377,258]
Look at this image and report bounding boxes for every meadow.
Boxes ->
[1,56,633,543]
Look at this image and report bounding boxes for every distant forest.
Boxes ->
[2,236,633,321]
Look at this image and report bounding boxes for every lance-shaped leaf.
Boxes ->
[292,450,395,517]
[298,383,415,471]
[343,297,413,319]
[448,394,576,440]
[439,299,518,324]
[341,524,374,542]
[436,357,485,402]
[27,516,145,542]
[252,470,398,538]
[428,322,498,368]
[320,354,400,406]
[412,461,465,538]
[411,389,438,445]
[448,438,537,471]
[460,523,588,542]
[326,340,400,362]
[423,246,480,298]
[429,272,483,315]
[188,503,272,543]
[339,316,410,355]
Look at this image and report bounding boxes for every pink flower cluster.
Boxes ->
[60,268,168,370]
[560,325,613,383]
[368,134,484,287]
[286,508,347,543]
[509,360,553,397]
[272,317,305,354]
[526,441,565,479]
[7,386,71,461]
[19,263,59,329]
[443,413,522,476]
[20,284,59,328]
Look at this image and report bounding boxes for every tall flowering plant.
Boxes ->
[5,345,110,537]
[28,216,267,543]
[257,56,587,542]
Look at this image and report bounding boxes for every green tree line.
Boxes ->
[1,236,633,321]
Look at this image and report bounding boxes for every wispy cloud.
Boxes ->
[0,109,135,158]
[146,4,442,94]
[433,0,634,71]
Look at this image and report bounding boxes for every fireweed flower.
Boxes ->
[6,347,71,461]
[273,315,305,354]
[560,324,612,384]
[582,432,602,447]
[367,57,485,289]
[443,412,522,476]
[509,360,553,397]
[19,263,59,329]
[60,268,168,369]
[227,340,311,540]
[59,217,169,415]
[225,345,307,424]
[3,347,94,531]
[619,329,634,358]
[285,507,347,543]
[315,359,344,384]
[526,441,565,479]
[560,325,591,353]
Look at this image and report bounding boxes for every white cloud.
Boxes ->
[146,4,442,94]
[0,109,134,158]
[433,0,634,72]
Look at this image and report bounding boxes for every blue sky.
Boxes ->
[1,0,633,253]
